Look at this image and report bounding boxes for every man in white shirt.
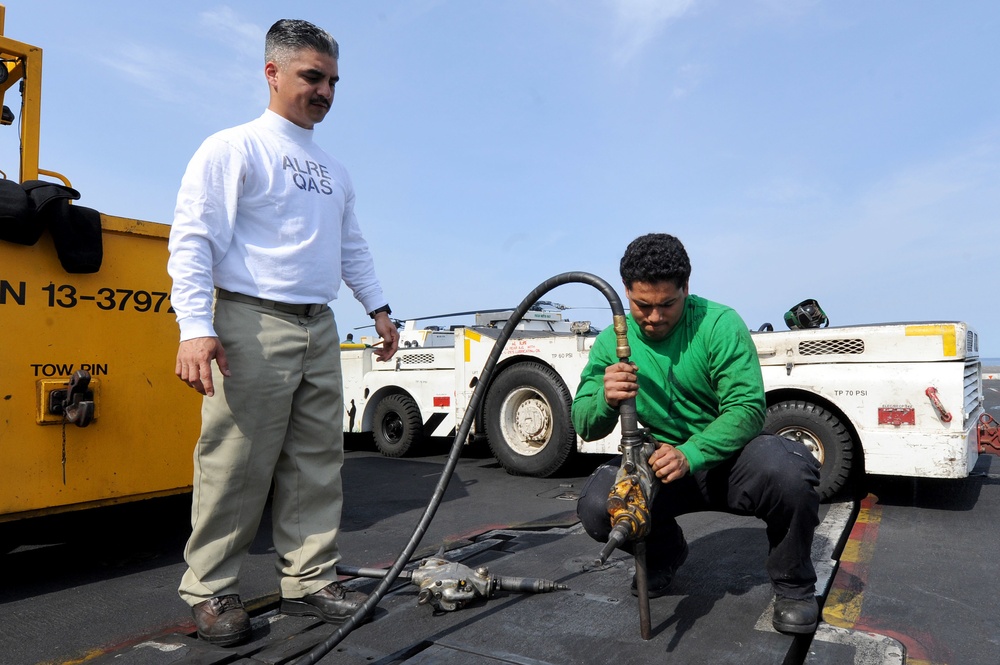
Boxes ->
[168,18,399,647]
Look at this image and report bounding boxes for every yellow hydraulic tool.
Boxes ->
[592,313,660,640]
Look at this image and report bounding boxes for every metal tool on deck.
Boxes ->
[338,555,568,613]
[592,313,660,640]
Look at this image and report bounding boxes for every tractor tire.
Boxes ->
[484,363,575,477]
[765,400,856,502]
[372,393,423,458]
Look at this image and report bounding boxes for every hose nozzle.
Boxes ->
[494,575,569,593]
[613,314,631,362]
[593,522,630,566]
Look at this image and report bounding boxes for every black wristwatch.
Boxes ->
[368,304,392,319]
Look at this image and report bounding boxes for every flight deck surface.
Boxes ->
[2,378,999,665]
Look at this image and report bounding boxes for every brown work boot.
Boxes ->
[280,582,369,624]
[191,595,252,646]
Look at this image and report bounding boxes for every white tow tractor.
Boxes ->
[341,308,986,501]
[341,308,596,478]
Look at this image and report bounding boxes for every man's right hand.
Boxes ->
[176,337,231,397]
[603,361,638,408]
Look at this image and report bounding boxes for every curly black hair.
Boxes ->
[619,233,691,289]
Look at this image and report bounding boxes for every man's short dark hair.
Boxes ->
[619,233,691,289]
[265,19,339,65]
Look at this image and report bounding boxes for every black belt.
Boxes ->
[216,289,328,317]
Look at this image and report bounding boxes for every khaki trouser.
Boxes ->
[178,298,344,605]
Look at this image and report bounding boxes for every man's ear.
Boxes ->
[264,61,279,86]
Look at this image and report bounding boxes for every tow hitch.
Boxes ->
[978,413,1000,455]
[48,370,95,427]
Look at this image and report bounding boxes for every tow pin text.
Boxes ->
[31,363,109,377]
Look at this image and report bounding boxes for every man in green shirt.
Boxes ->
[574,233,821,634]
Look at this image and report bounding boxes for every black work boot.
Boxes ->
[772,596,819,634]
[281,582,369,624]
[191,595,252,646]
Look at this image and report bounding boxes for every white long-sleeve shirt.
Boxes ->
[168,110,387,341]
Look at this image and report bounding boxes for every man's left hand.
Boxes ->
[372,312,399,361]
[648,443,690,484]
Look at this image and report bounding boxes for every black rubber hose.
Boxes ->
[294,271,624,664]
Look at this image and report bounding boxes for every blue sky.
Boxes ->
[5,1,1000,354]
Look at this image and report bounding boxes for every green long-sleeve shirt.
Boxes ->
[572,294,765,473]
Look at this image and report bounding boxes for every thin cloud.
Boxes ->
[97,6,266,114]
[97,43,193,105]
[671,62,705,99]
[198,6,265,61]
[607,0,697,63]
[744,176,831,207]
[856,138,1000,229]
[753,0,820,23]
[376,0,450,26]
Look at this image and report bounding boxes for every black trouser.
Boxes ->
[577,434,821,600]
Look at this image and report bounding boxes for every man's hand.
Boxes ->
[648,443,690,484]
[372,312,399,362]
[176,337,230,396]
[603,361,638,408]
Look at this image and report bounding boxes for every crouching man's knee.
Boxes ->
[576,461,619,543]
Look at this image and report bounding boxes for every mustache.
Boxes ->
[310,97,330,108]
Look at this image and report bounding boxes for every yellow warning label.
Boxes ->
[905,324,957,357]
[464,329,482,363]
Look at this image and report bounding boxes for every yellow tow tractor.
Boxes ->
[0,5,200,523]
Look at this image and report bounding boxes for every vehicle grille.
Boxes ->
[798,338,865,356]
[967,329,979,353]
[400,353,436,365]
[964,358,982,424]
